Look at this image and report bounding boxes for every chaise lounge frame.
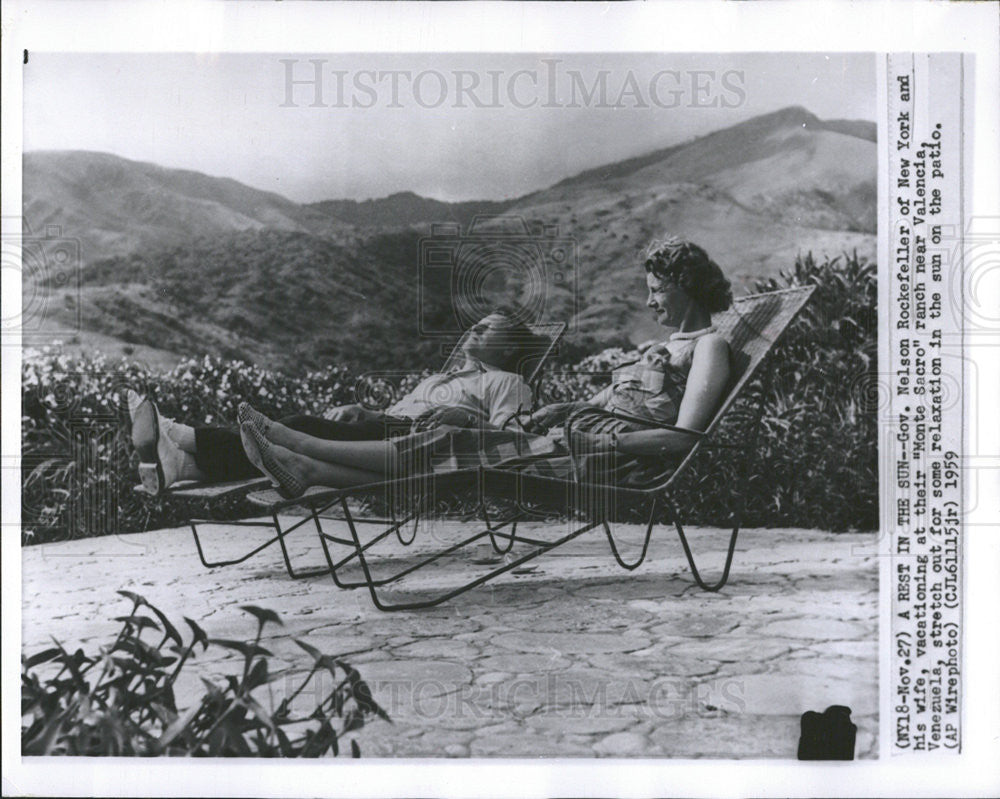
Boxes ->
[179,321,567,578]
[237,285,816,610]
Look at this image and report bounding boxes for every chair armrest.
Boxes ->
[564,406,707,438]
[500,408,530,432]
[608,410,707,438]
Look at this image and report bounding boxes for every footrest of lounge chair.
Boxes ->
[245,485,338,508]
[134,477,270,499]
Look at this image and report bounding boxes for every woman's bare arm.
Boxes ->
[613,334,731,457]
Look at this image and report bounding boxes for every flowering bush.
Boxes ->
[20,353,420,544]
[21,252,877,544]
[667,251,878,530]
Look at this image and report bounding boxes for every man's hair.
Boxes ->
[643,236,733,313]
[475,307,547,376]
[488,307,535,340]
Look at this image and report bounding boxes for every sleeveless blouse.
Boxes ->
[584,326,718,434]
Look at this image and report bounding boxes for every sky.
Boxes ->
[24,52,875,203]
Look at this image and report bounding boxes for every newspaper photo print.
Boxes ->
[2,3,998,799]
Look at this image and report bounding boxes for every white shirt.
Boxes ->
[388,357,533,428]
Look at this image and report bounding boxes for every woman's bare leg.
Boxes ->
[240,403,398,472]
[241,422,385,495]
[273,443,385,489]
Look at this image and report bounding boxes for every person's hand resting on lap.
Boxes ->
[411,406,489,431]
[323,404,380,423]
[545,425,614,454]
[524,401,590,434]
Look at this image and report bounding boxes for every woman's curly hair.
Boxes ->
[643,236,733,313]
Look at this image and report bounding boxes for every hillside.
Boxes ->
[50,228,464,372]
[308,192,511,229]
[500,106,876,340]
[22,105,876,370]
[22,151,351,261]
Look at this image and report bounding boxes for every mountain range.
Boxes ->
[23,105,876,371]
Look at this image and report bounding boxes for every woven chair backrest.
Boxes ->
[441,321,566,385]
[702,285,817,437]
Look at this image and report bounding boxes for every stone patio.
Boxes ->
[22,517,878,758]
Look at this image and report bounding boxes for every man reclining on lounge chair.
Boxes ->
[128,311,539,495]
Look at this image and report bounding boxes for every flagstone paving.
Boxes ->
[22,518,878,758]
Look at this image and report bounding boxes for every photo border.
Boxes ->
[2,2,998,797]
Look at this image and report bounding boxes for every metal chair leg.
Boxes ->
[341,504,603,612]
[314,502,422,589]
[390,503,418,546]
[323,500,540,595]
[269,511,328,579]
[663,378,767,591]
[189,517,317,573]
[482,503,517,554]
[601,495,659,571]
[663,495,740,592]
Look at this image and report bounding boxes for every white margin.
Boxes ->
[2,2,998,797]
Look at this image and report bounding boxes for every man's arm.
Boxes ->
[386,374,438,419]
[323,404,378,422]
[485,372,534,428]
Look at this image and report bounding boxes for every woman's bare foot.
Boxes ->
[238,402,304,450]
[240,422,310,498]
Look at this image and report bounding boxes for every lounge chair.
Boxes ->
[240,286,816,610]
[175,322,566,577]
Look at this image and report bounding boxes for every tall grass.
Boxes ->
[20,252,877,544]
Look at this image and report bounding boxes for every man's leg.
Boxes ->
[192,426,262,482]
[192,414,408,482]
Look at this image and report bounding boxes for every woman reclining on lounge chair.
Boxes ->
[127,311,540,495]
[237,236,734,496]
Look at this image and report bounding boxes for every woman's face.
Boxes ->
[646,272,692,328]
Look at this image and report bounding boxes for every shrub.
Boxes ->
[21,594,388,756]
[20,353,406,544]
[669,251,878,530]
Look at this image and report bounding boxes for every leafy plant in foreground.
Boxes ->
[21,593,389,756]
